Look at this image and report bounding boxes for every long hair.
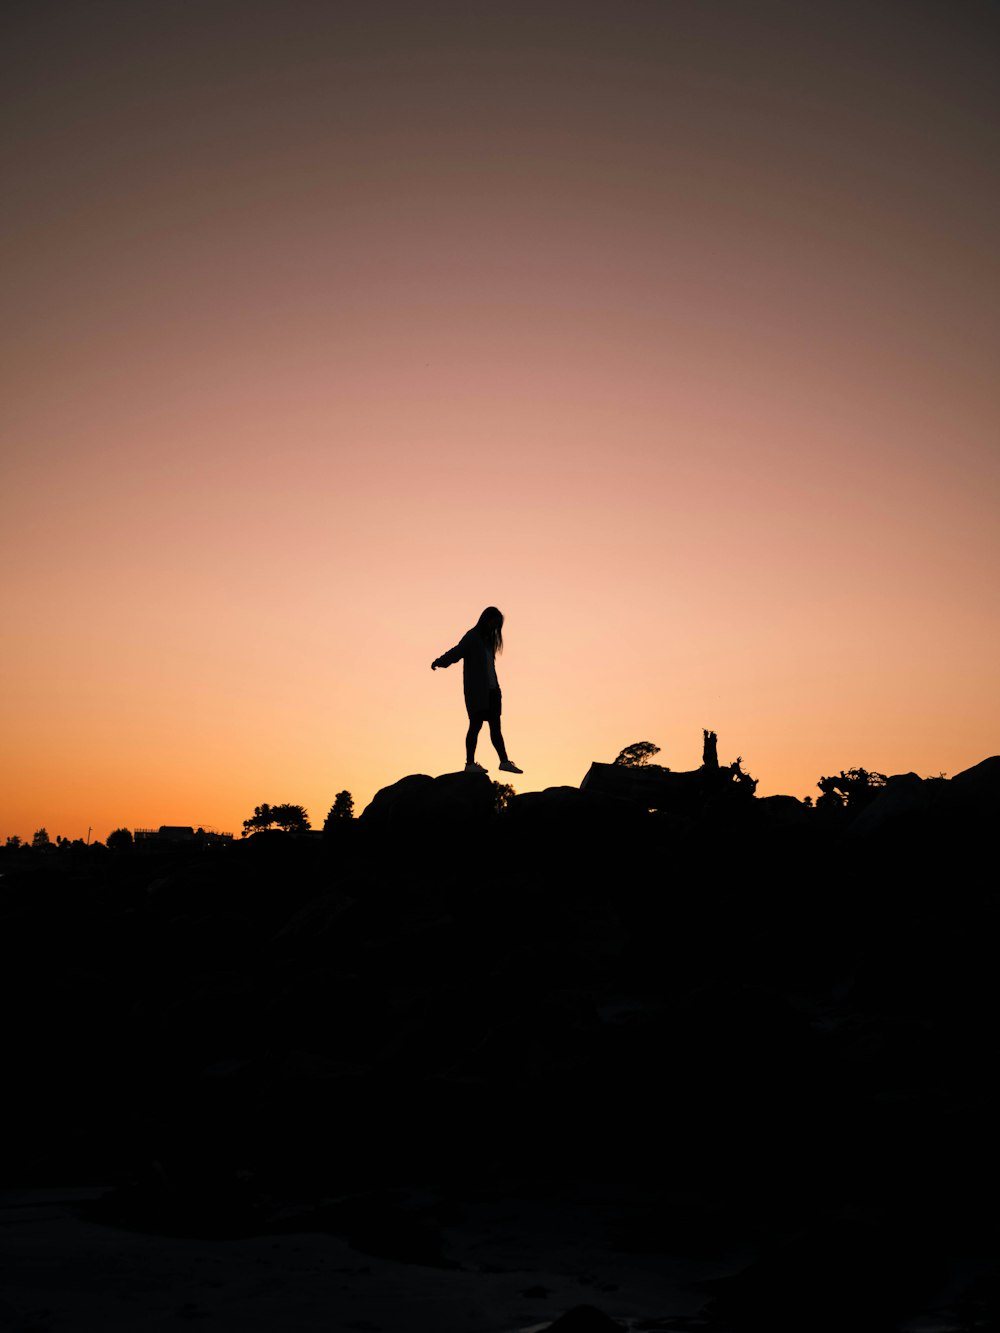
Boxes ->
[474,606,504,658]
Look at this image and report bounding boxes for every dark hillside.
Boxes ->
[2,759,997,1328]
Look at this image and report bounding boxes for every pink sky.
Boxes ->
[3,2,998,840]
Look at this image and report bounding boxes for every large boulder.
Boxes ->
[848,772,931,837]
[268,890,356,957]
[948,754,1000,807]
[755,794,813,827]
[704,1211,947,1331]
[542,1308,626,1333]
[580,760,755,814]
[580,761,703,810]
[508,784,605,817]
[360,770,495,832]
[849,756,999,838]
[504,784,645,834]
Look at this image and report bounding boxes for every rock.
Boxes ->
[846,758,1000,840]
[239,829,294,854]
[269,891,355,955]
[756,794,812,827]
[359,771,494,832]
[360,774,435,825]
[508,785,598,818]
[505,785,643,827]
[542,1306,625,1332]
[580,761,700,810]
[580,759,755,813]
[704,1212,945,1330]
[848,773,930,837]
[312,1193,453,1266]
[950,754,1000,793]
[670,980,812,1075]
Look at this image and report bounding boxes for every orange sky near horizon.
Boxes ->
[3,1,998,841]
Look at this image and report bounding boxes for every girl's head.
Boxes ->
[475,606,504,657]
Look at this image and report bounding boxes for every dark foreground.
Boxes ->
[2,762,998,1331]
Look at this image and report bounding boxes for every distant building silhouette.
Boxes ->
[134,825,233,846]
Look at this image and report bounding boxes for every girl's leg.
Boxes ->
[466,717,484,764]
[488,717,509,764]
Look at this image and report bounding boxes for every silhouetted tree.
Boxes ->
[614,741,661,767]
[243,803,311,835]
[32,828,51,849]
[492,781,515,814]
[816,767,887,811]
[816,780,844,811]
[107,827,133,851]
[324,791,354,826]
[702,729,719,769]
[5,835,21,849]
[728,757,758,795]
[270,803,311,834]
[242,803,275,836]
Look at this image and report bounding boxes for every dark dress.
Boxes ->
[434,630,501,722]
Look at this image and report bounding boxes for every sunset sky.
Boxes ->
[3,1,998,841]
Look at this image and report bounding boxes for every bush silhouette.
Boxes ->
[492,781,515,814]
[816,767,887,811]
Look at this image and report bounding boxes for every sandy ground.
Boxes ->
[0,1183,744,1332]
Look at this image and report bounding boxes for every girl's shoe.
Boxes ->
[498,760,523,774]
[465,761,487,773]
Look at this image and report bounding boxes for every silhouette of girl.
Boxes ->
[432,607,523,775]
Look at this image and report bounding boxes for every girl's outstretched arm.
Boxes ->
[431,640,465,670]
